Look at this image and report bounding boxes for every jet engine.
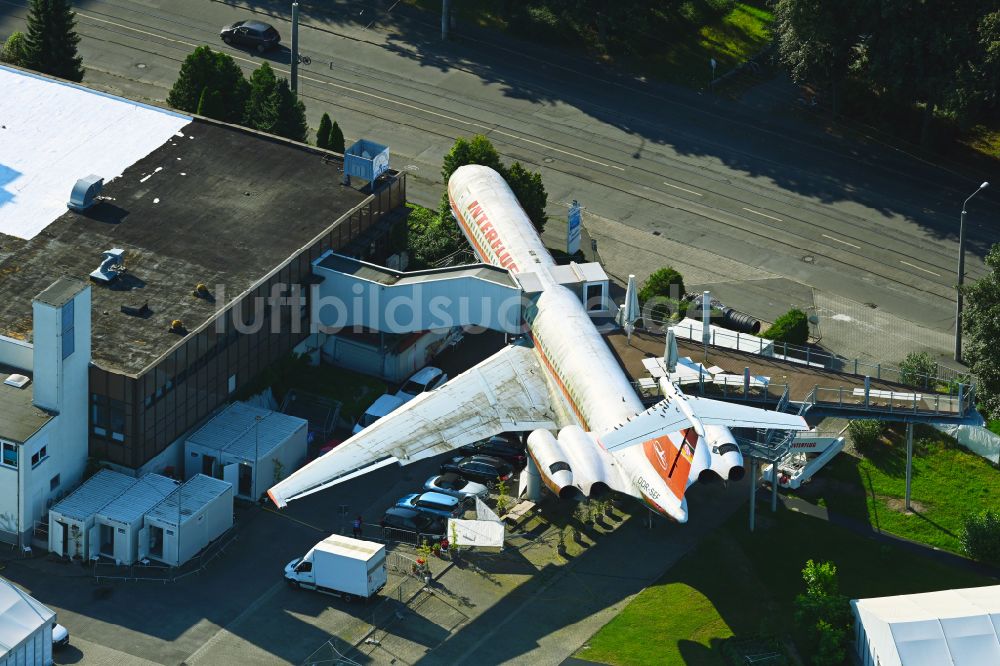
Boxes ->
[526,429,576,498]
[701,425,745,482]
[557,425,613,498]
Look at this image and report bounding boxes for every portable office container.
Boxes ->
[141,474,233,566]
[47,469,136,559]
[93,473,177,564]
[184,402,307,501]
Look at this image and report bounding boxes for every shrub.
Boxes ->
[316,113,332,149]
[761,308,810,344]
[638,267,686,303]
[1,31,27,66]
[794,560,850,662]
[847,419,885,453]
[898,351,937,388]
[329,121,345,154]
[961,509,1000,564]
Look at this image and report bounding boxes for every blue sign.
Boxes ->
[566,200,582,255]
[344,139,390,183]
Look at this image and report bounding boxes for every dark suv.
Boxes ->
[459,435,526,468]
[380,507,446,538]
[440,455,513,485]
[220,20,281,52]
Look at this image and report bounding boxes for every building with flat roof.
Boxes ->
[0,66,406,475]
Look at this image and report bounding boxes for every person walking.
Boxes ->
[352,514,363,538]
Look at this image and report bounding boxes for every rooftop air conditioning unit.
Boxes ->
[68,174,104,212]
[90,248,126,284]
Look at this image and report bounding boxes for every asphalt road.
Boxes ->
[1,0,997,358]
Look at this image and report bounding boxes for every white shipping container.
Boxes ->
[47,469,136,560]
[142,474,233,567]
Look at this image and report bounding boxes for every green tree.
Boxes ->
[243,61,279,132]
[441,134,505,184]
[761,308,810,345]
[505,161,548,233]
[774,0,862,114]
[794,560,850,662]
[329,120,345,153]
[407,205,463,269]
[167,46,248,124]
[196,87,226,120]
[961,509,1000,565]
[898,351,938,388]
[962,244,1000,420]
[1,31,28,66]
[847,419,885,454]
[271,78,308,142]
[316,112,333,149]
[21,0,84,82]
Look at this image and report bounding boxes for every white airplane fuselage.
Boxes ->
[448,165,725,520]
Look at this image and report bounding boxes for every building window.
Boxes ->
[62,299,75,360]
[228,374,237,395]
[1,442,17,469]
[91,394,126,442]
[50,474,60,491]
[30,445,47,467]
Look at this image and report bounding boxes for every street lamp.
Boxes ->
[955,181,989,363]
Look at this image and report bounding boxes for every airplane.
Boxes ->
[267,165,809,522]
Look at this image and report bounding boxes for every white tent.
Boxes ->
[0,577,54,666]
[852,584,1000,666]
[447,497,504,549]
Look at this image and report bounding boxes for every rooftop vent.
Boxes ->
[3,374,30,389]
[67,174,104,212]
[121,302,151,318]
[90,248,126,284]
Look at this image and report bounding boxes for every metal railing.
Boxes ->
[665,323,971,390]
[802,383,976,418]
[92,527,239,584]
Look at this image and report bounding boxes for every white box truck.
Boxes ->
[284,534,388,601]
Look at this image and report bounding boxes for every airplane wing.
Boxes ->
[267,342,558,508]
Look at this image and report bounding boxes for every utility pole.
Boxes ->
[955,181,989,362]
[904,422,914,511]
[441,0,450,40]
[291,2,300,95]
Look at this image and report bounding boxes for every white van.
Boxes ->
[353,393,406,435]
[284,534,387,601]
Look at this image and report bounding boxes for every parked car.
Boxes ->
[395,491,464,519]
[52,622,69,649]
[440,455,513,485]
[459,435,526,468]
[379,507,446,538]
[220,20,281,52]
[353,393,405,435]
[395,366,448,402]
[424,473,489,500]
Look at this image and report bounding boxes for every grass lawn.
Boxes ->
[578,506,996,665]
[404,1,773,88]
[795,425,1000,554]
[960,124,1000,161]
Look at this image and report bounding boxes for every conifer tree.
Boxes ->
[316,113,333,149]
[243,62,279,133]
[330,120,345,153]
[22,0,84,82]
[196,87,225,120]
[167,46,248,124]
[271,78,308,142]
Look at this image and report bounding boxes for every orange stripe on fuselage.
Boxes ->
[531,333,589,431]
[449,193,493,264]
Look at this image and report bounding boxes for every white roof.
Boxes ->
[98,473,178,524]
[51,469,137,521]
[316,534,384,561]
[853,585,1000,666]
[0,577,54,655]
[0,65,191,240]
[187,402,307,461]
[145,474,231,527]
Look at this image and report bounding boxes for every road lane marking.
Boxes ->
[900,260,941,277]
[742,207,783,222]
[76,10,623,172]
[662,181,703,196]
[822,234,861,250]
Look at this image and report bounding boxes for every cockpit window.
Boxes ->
[549,461,570,474]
